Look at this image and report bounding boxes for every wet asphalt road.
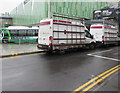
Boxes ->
[2,46,120,91]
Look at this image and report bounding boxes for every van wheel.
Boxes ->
[2,39,8,43]
[46,50,53,54]
[118,42,120,46]
[59,50,65,54]
[89,43,95,49]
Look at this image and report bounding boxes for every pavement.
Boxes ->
[2,46,120,92]
[0,43,43,57]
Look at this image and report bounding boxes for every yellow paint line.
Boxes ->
[1,52,45,59]
[90,71,119,92]
[88,54,120,62]
[72,65,120,93]
[80,67,120,93]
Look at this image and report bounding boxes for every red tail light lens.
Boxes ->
[102,36,104,39]
[49,36,53,41]
[49,43,53,46]
[102,36,104,42]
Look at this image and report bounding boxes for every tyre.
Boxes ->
[2,39,8,43]
[47,50,53,54]
[118,41,120,46]
[89,43,95,49]
[59,50,65,54]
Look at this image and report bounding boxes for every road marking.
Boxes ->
[72,65,120,93]
[87,49,120,62]
[88,49,112,55]
[0,52,46,59]
[90,71,119,92]
[80,67,120,93]
[88,54,120,62]
[72,49,120,93]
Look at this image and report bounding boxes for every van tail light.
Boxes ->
[49,36,53,46]
[102,35,104,39]
[49,43,53,46]
[49,36,53,41]
[102,35,104,42]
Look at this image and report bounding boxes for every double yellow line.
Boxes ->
[72,65,120,93]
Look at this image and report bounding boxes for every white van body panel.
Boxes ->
[90,24,104,42]
[38,19,53,45]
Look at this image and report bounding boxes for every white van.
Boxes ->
[37,19,96,52]
[90,23,119,45]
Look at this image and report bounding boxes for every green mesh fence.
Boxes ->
[10,1,112,26]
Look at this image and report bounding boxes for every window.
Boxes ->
[19,30,26,36]
[3,30,8,36]
[0,30,2,33]
[35,30,38,36]
[27,29,38,36]
[10,30,19,36]
[0,30,6,37]
[32,30,36,36]
[85,30,91,38]
[27,29,33,36]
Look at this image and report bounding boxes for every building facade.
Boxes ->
[10,0,113,26]
[0,13,13,27]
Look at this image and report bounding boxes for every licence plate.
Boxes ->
[39,45,42,47]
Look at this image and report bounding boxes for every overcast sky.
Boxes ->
[0,0,24,14]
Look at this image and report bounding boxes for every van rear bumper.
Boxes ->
[37,44,52,51]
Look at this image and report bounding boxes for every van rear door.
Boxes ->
[90,25,104,42]
[38,19,53,46]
